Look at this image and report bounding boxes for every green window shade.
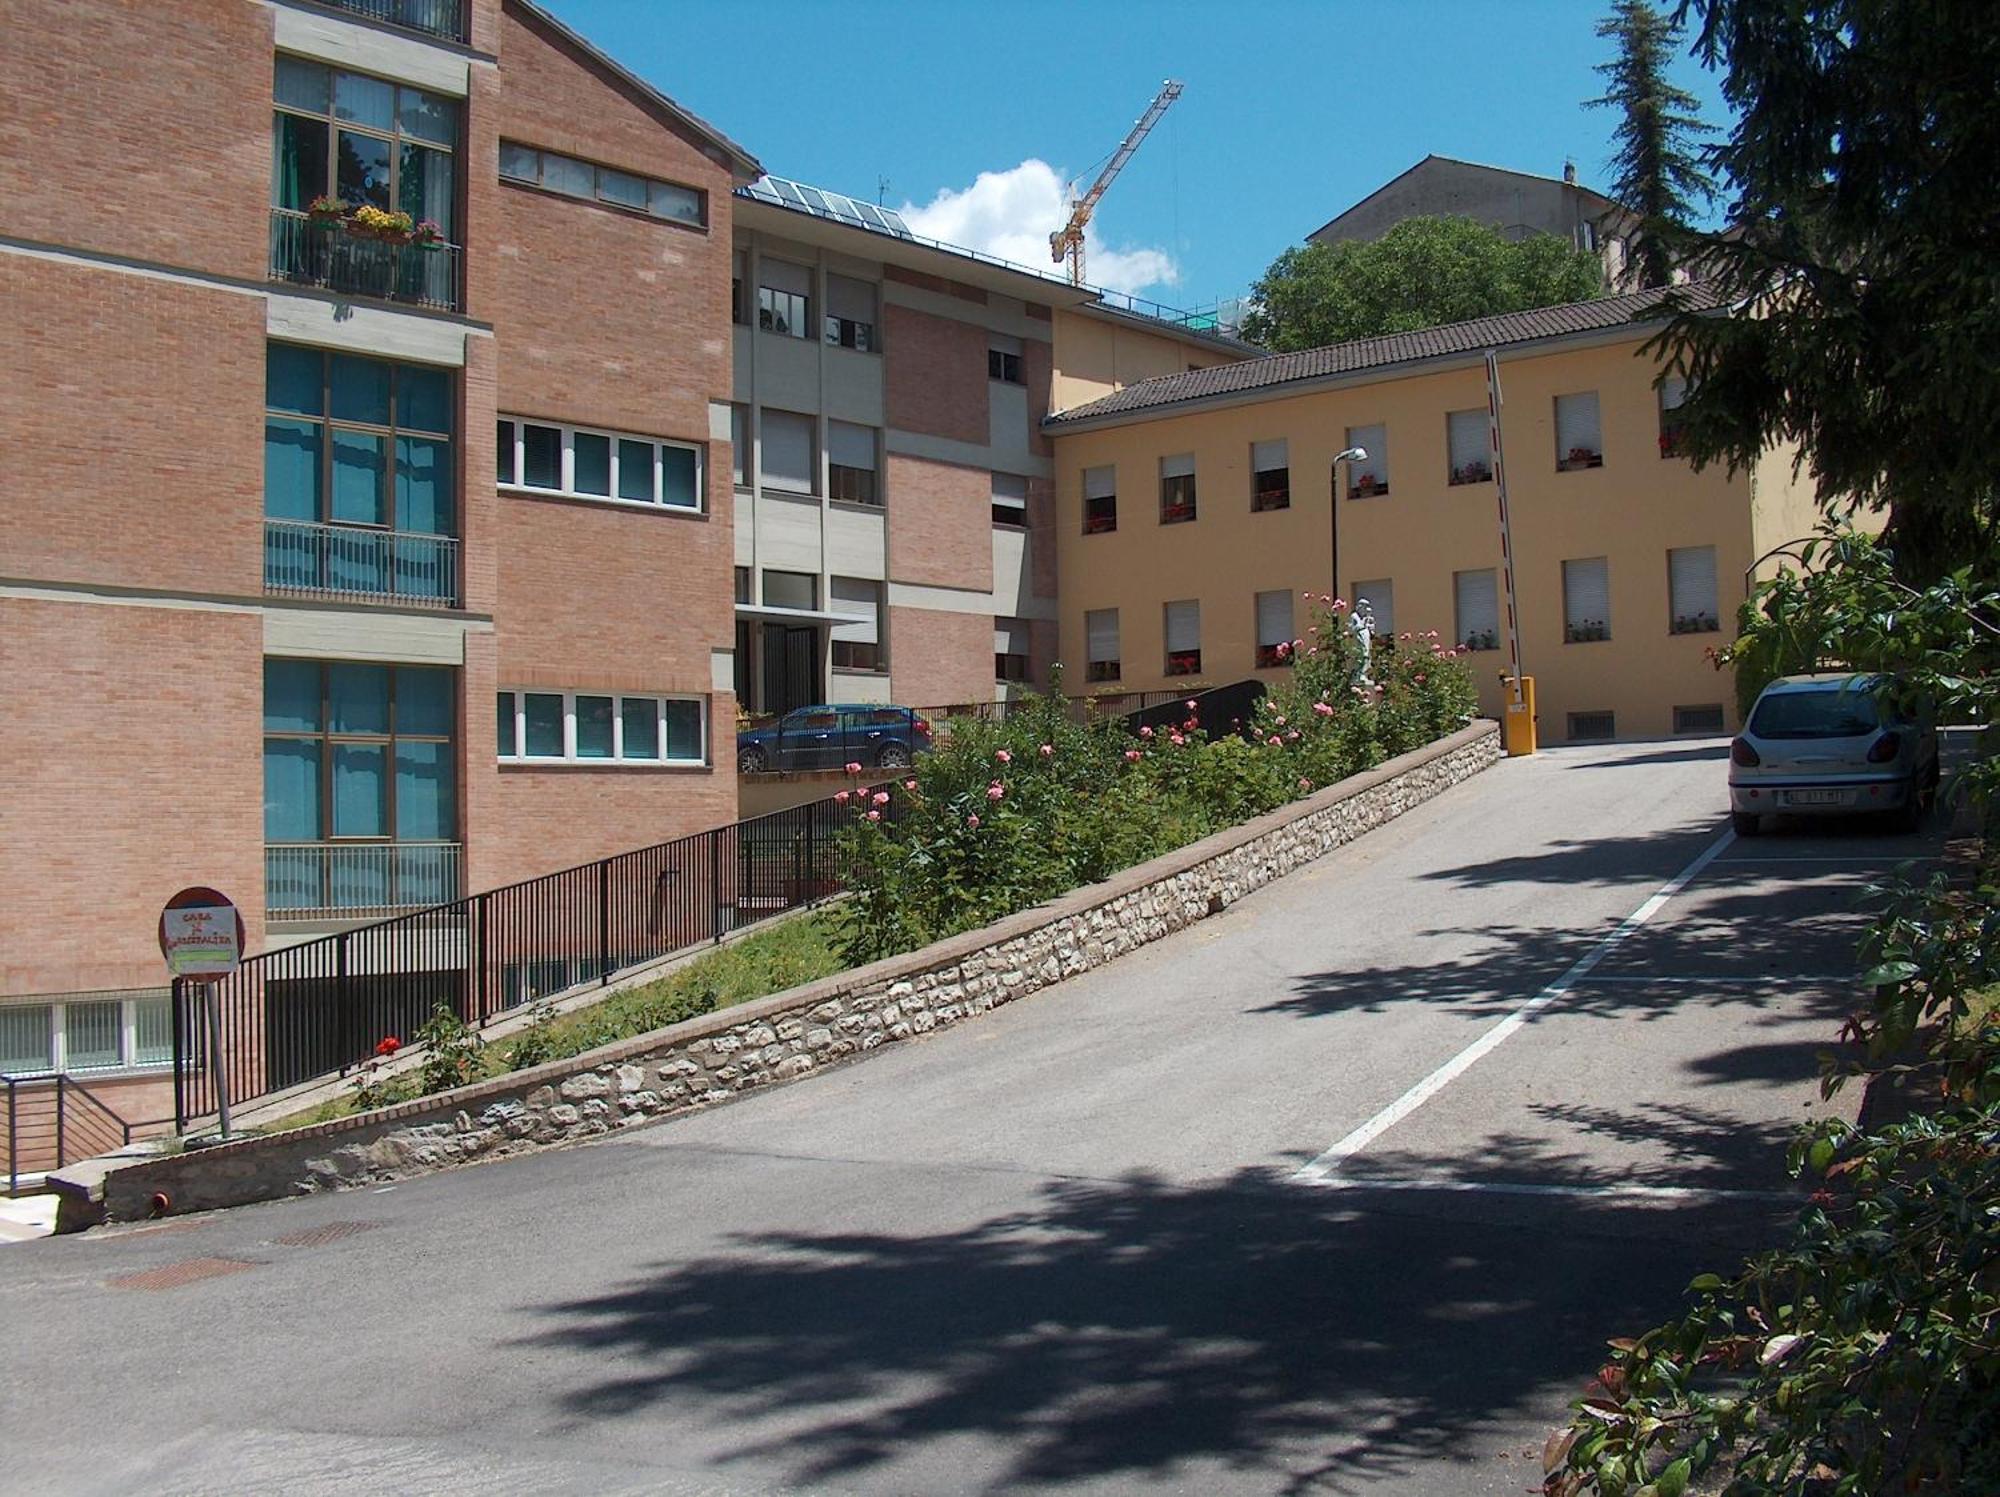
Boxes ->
[263,659,323,732]
[64,1001,122,1070]
[661,446,699,509]
[621,699,659,758]
[331,430,387,524]
[573,433,611,496]
[264,738,322,839]
[524,694,563,757]
[395,436,452,534]
[618,440,653,501]
[265,419,322,520]
[397,667,453,737]
[332,743,388,836]
[664,699,703,761]
[133,998,173,1067]
[395,741,455,839]
[329,663,390,734]
[271,114,329,210]
[266,344,325,415]
[576,695,614,757]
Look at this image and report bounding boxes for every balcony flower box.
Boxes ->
[1559,446,1604,472]
[1160,503,1197,525]
[1565,620,1610,643]
[1349,473,1384,498]
[1083,513,1117,535]
[1449,461,1492,486]
[348,204,418,244]
[307,195,350,226]
[1670,613,1719,635]
[1164,650,1203,677]
[1251,483,1290,512]
[1463,629,1499,652]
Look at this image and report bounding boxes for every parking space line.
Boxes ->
[1293,827,1736,1186]
[1299,1174,1798,1204]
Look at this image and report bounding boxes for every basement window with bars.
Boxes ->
[1568,711,1617,742]
[0,993,174,1076]
[1085,608,1121,683]
[1164,599,1202,677]
[1255,589,1295,668]
[497,689,705,765]
[1251,439,1289,511]
[498,418,703,511]
[1674,704,1726,734]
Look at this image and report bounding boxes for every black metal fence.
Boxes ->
[3,1075,133,1195]
[174,793,855,1130]
[318,0,468,42]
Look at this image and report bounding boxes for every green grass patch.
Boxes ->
[259,911,847,1134]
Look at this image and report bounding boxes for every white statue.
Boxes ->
[1349,598,1374,685]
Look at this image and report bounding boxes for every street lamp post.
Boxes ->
[1329,445,1367,605]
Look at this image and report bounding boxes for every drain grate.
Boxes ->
[270,1219,384,1249]
[108,1257,259,1292]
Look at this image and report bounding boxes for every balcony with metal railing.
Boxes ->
[264,519,460,607]
[313,0,468,44]
[269,210,462,312]
[267,843,464,923]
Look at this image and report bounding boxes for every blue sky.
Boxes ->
[544,1,1732,311]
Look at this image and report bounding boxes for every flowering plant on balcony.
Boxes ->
[1160,502,1197,524]
[1450,460,1492,485]
[349,204,417,242]
[1083,509,1117,535]
[1254,641,1295,668]
[307,195,351,224]
[1562,445,1604,471]
[1463,628,1499,651]
[1350,472,1383,497]
[1671,612,1720,634]
[412,219,446,248]
[1566,618,1610,643]
[1164,650,1203,676]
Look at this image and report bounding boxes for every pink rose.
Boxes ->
[1124,749,1142,762]
[1313,701,1334,716]
[1140,725,1155,738]
[1266,735,1283,747]
[1285,730,1300,741]
[1185,699,1198,710]
[844,761,863,775]
[1331,598,1349,612]
[904,779,918,791]
[1274,715,1287,725]
[1299,777,1313,790]
[1274,642,1290,659]
[1414,673,1427,684]
[834,790,851,804]
[987,782,1005,801]
[966,814,980,829]
[866,809,882,822]
[1398,632,1411,642]
[1038,743,1055,757]
[1169,732,1185,746]
[872,790,890,806]
[996,749,1013,764]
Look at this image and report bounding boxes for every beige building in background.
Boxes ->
[1045,286,1816,743]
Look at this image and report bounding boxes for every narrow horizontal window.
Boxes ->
[497,140,707,228]
[498,416,704,512]
[498,689,707,766]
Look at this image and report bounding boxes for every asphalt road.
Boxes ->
[0,739,1945,1496]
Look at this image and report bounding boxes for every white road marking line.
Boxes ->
[1717,854,1935,864]
[1575,973,1852,986]
[1293,827,1737,1186]
[1299,1173,1798,1204]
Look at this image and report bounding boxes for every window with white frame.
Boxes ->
[496,689,705,764]
[830,577,884,671]
[1251,439,1289,511]
[988,333,1024,384]
[995,617,1030,682]
[1164,599,1202,676]
[1085,608,1120,682]
[1083,464,1117,534]
[1563,556,1612,641]
[1556,392,1604,470]
[991,472,1028,528]
[1447,409,1491,485]
[1455,568,1500,651]
[1160,453,1197,523]
[1659,374,1691,457]
[1352,579,1394,639]
[758,258,812,338]
[0,993,174,1076]
[760,409,816,494]
[1255,589,1294,668]
[498,141,704,227]
[1668,545,1720,633]
[825,274,877,352]
[497,417,702,510]
[1347,423,1389,496]
[828,421,880,506]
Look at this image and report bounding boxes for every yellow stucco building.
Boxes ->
[1044,286,1818,742]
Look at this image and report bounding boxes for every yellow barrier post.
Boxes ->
[1503,674,1537,756]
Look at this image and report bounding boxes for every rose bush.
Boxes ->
[835,600,1479,963]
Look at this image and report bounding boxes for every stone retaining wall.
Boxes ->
[74,721,1502,1225]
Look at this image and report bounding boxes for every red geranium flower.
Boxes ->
[376,1036,402,1057]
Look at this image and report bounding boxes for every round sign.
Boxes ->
[159,886,245,983]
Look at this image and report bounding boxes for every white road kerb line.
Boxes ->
[1300,1174,1797,1203]
[1292,826,1737,1186]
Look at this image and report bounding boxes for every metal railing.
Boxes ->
[316,0,468,42]
[3,1074,133,1195]
[177,795,856,1128]
[269,210,462,312]
[266,842,464,923]
[264,520,461,607]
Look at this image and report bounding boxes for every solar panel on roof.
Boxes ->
[796,183,830,212]
[822,193,865,225]
[771,178,808,207]
[852,201,889,230]
[878,208,913,237]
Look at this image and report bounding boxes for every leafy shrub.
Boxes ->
[414,1002,483,1095]
[836,603,1479,964]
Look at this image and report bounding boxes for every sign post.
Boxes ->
[159,887,244,1140]
[1484,350,1537,756]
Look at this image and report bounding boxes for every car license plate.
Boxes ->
[1782,789,1844,807]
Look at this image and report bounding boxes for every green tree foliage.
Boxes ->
[1239,216,1604,352]
[1653,0,2000,579]
[1585,0,1716,288]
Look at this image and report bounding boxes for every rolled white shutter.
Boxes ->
[1564,557,1611,632]
[1086,609,1119,662]
[761,410,814,492]
[1161,453,1195,479]
[1348,423,1388,487]
[830,578,878,644]
[1669,546,1717,622]
[761,258,812,296]
[826,273,876,324]
[989,331,1023,356]
[828,420,876,471]
[1448,410,1488,471]
[1255,589,1292,646]
[1083,465,1116,499]
[1353,580,1393,636]
[1252,439,1287,474]
[1454,569,1499,641]
[1556,392,1602,457]
[1165,599,1200,652]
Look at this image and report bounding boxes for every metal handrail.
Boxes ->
[3,1073,135,1196]
[268,209,462,312]
[263,520,461,607]
[314,0,468,43]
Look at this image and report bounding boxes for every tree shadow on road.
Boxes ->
[512,1165,1791,1495]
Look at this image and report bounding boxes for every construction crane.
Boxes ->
[1050,79,1184,287]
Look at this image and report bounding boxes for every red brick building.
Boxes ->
[0,0,757,1128]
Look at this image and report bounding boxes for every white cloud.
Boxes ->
[899,159,1178,297]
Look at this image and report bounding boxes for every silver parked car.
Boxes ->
[1728,673,1939,836]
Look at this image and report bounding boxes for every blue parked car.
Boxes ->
[737,704,935,774]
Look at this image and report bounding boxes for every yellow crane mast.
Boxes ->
[1049,79,1184,287]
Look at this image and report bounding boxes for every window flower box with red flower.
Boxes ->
[1160,502,1197,525]
[1658,424,1686,459]
[1251,477,1290,512]
[1083,496,1117,534]
[1254,642,1295,668]
[1558,446,1604,472]
[1449,461,1492,486]
[1348,472,1386,498]
[1164,649,1202,677]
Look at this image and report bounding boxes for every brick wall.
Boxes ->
[889,606,994,709]
[0,0,271,280]
[0,260,266,595]
[0,598,265,997]
[884,454,991,592]
[882,304,989,445]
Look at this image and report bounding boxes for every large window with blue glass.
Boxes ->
[272,56,457,235]
[264,343,458,602]
[264,660,460,915]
